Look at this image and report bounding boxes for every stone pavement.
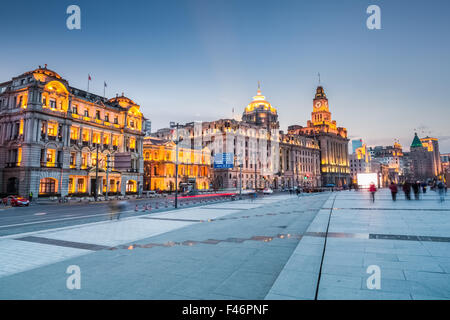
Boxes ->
[0,193,329,299]
[266,188,450,300]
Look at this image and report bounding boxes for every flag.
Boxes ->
[88,74,91,81]
[104,81,107,88]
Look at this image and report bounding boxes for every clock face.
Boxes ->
[315,101,322,108]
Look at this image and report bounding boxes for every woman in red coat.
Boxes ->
[369,183,377,203]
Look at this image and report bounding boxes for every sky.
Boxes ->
[0,0,449,152]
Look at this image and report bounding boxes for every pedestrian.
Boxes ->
[412,181,420,200]
[421,182,427,194]
[296,187,300,197]
[29,191,33,203]
[369,182,377,203]
[403,181,411,200]
[437,180,446,203]
[389,181,398,201]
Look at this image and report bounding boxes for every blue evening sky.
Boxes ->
[0,0,449,152]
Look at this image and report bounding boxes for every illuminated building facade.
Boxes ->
[407,133,435,181]
[153,87,321,190]
[420,136,442,177]
[143,137,211,191]
[349,142,372,184]
[0,66,144,198]
[288,86,350,187]
[369,142,404,183]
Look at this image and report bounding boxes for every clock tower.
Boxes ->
[311,86,331,125]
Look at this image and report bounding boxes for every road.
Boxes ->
[0,194,238,237]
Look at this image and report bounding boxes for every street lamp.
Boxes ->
[170,122,183,208]
[235,153,243,199]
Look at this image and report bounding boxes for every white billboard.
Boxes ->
[357,173,378,188]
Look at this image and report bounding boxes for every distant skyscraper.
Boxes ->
[352,139,363,153]
[143,119,152,136]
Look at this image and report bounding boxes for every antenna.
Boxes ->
[318,72,321,85]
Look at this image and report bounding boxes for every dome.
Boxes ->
[108,94,137,108]
[244,87,277,114]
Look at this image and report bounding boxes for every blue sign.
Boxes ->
[214,153,234,169]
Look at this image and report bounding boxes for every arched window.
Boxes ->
[39,178,57,194]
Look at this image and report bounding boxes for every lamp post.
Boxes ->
[94,142,99,201]
[170,122,182,208]
[105,154,110,201]
[235,153,243,199]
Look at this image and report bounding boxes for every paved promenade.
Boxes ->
[0,193,329,299]
[267,188,450,300]
[1,189,449,300]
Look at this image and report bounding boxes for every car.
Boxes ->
[262,188,273,194]
[146,191,157,198]
[2,196,30,207]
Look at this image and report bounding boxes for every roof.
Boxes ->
[411,133,423,148]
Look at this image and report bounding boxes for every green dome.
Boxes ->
[411,133,423,148]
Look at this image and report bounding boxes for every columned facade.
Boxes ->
[0,67,145,198]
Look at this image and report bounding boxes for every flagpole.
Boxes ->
[103,82,105,98]
[87,75,90,93]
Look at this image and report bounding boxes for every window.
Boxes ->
[93,132,101,144]
[82,129,90,142]
[81,153,88,168]
[70,127,79,140]
[47,123,57,136]
[70,153,76,167]
[50,99,56,109]
[39,178,57,194]
[103,134,110,145]
[77,178,85,192]
[129,137,136,150]
[114,117,118,124]
[84,109,89,117]
[46,149,56,165]
[72,105,78,114]
[126,180,137,192]
[96,110,101,120]
[105,113,109,122]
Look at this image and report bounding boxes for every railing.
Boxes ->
[40,161,62,168]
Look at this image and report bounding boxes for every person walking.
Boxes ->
[369,182,377,203]
[389,181,398,201]
[437,180,446,203]
[412,181,420,200]
[29,191,33,203]
[403,181,411,200]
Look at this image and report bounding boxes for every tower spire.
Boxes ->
[257,81,261,95]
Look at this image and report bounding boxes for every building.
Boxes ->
[441,153,450,173]
[143,136,211,192]
[408,133,435,181]
[349,142,371,184]
[287,86,350,187]
[369,142,403,183]
[143,119,152,136]
[153,86,321,190]
[352,139,363,153]
[0,66,145,198]
[420,136,442,177]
